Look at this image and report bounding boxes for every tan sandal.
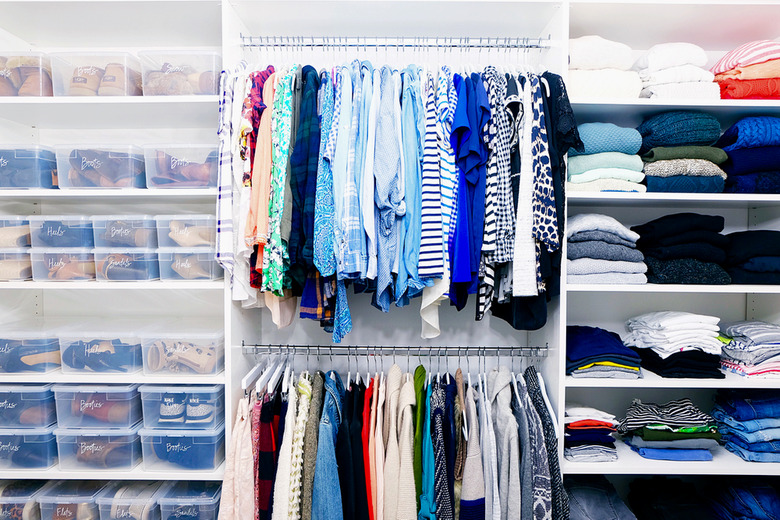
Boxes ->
[168,220,215,247]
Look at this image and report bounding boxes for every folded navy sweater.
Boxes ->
[723,146,780,176]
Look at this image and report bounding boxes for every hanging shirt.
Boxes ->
[363,65,381,281]
[332,66,355,277]
[383,365,403,520]
[373,66,404,312]
[288,373,312,520]
[356,61,375,279]
[396,65,426,306]
[262,65,298,296]
[431,380,453,520]
[413,365,427,510]
[420,67,458,338]
[460,386,486,519]
[312,371,346,520]
[363,377,376,520]
[418,72,444,280]
[418,378,436,520]
[313,72,337,278]
[287,66,322,294]
[397,375,418,520]
[489,367,521,520]
[271,381,298,520]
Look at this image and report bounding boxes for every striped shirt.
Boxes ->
[616,398,714,434]
[711,40,780,75]
[418,71,444,279]
[216,68,237,277]
[437,66,459,284]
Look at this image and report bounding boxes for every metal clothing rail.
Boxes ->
[240,35,551,50]
[241,343,549,357]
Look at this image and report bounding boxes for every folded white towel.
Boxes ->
[568,167,645,184]
[640,81,721,100]
[639,64,715,87]
[568,69,642,99]
[566,179,647,193]
[567,272,648,285]
[569,35,634,70]
[633,42,708,73]
[567,213,640,242]
[567,258,648,275]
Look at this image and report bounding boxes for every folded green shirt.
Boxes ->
[642,146,728,165]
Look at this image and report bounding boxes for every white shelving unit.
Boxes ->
[3,0,780,496]
[564,0,780,480]
[0,0,225,481]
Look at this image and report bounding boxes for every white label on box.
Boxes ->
[77,65,101,76]
[166,442,191,453]
[0,68,11,78]
[174,258,192,270]
[0,399,18,410]
[0,157,7,167]
[81,157,102,170]
[0,441,20,452]
[171,156,191,168]
[79,441,105,455]
[109,226,133,238]
[173,507,198,518]
[56,507,74,518]
[162,63,186,74]
[45,225,65,237]
[47,258,65,269]
[107,257,132,269]
[80,398,104,412]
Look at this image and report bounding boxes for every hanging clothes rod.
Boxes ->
[241,343,548,357]
[240,35,551,50]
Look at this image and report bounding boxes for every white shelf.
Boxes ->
[0,1,221,47]
[565,370,780,389]
[0,370,225,384]
[0,97,218,129]
[567,192,780,208]
[562,441,780,476]
[3,462,225,481]
[0,281,224,289]
[566,284,780,294]
[0,188,217,200]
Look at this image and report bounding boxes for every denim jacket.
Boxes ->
[311,370,346,520]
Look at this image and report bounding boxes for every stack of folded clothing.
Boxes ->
[617,398,720,461]
[631,212,731,284]
[568,35,642,99]
[567,325,641,379]
[717,116,780,193]
[713,40,780,99]
[637,111,725,192]
[713,389,780,462]
[708,479,780,518]
[641,145,729,193]
[566,213,647,284]
[724,229,780,284]
[624,311,725,378]
[628,477,711,520]
[634,42,719,100]
[566,476,637,520]
[720,321,780,377]
[564,403,620,462]
[567,123,645,192]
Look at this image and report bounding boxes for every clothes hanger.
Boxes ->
[255,354,280,397]
[281,346,292,395]
[266,346,286,392]
[241,352,266,397]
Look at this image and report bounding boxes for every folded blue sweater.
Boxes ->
[723,146,780,176]
[568,123,642,157]
[716,116,780,152]
[637,111,721,154]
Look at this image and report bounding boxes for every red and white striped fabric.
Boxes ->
[711,40,780,75]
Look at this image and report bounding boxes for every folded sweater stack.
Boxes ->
[568,35,642,99]
[564,403,620,463]
[567,325,641,379]
[631,212,731,285]
[566,213,647,284]
[724,229,780,284]
[713,40,780,100]
[641,145,729,193]
[720,321,780,377]
[717,116,780,193]
[713,389,780,463]
[637,111,725,193]
[634,42,719,100]
[624,311,725,379]
[567,123,645,192]
[617,398,720,462]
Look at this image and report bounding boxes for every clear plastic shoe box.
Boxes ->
[0,480,54,520]
[155,214,216,247]
[158,248,222,281]
[94,248,159,281]
[157,482,221,520]
[50,52,142,96]
[53,383,141,428]
[139,51,221,96]
[140,424,225,471]
[0,425,57,469]
[37,481,112,520]
[139,384,224,430]
[54,422,142,471]
[55,145,145,189]
[0,383,56,427]
[0,52,53,96]
[0,146,57,188]
[92,215,157,248]
[144,144,218,188]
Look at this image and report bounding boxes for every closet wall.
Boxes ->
[4,0,780,489]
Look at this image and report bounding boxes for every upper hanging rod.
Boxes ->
[240,35,551,50]
[241,343,548,357]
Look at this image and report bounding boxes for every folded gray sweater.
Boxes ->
[568,240,645,262]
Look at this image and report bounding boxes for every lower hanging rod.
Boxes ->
[240,35,551,50]
[241,343,548,357]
